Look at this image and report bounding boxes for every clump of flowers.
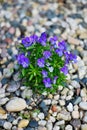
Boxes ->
[16,32,77,93]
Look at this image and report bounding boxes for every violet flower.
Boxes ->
[37,57,45,68]
[53,76,58,84]
[22,37,32,47]
[43,77,52,88]
[38,32,47,46]
[50,36,57,45]
[17,53,29,68]
[43,50,51,59]
[42,70,48,77]
[60,65,68,75]
[58,40,67,51]
[55,48,63,57]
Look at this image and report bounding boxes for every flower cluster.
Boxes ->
[17,32,77,93]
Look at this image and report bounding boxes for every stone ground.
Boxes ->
[0,0,87,130]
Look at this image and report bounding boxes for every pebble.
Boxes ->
[67,103,73,112]
[73,96,82,105]
[3,68,14,78]
[6,97,27,112]
[38,120,46,126]
[70,119,81,129]
[38,126,47,130]
[68,36,80,45]
[44,99,51,105]
[49,116,55,123]
[55,120,65,126]
[59,100,65,106]
[65,125,73,130]
[3,121,12,130]
[53,126,60,130]
[79,102,87,110]
[72,111,80,119]
[7,81,20,92]
[81,124,87,130]
[51,105,58,112]
[18,119,29,128]
[57,110,71,121]
[29,120,38,128]
[38,113,45,120]
[21,88,33,98]
[0,98,9,105]
[46,122,53,130]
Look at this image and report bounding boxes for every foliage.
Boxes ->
[16,32,77,94]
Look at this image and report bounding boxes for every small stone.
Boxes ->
[46,122,53,130]
[70,119,81,129]
[68,37,80,45]
[67,103,73,112]
[3,68,14,78]
[15,28,21,37]
[73,96,82,105]
[65,125,73,130]
[80,88,87,97]
[18,119,29,128]
[54,95,59,100]
[57,110,71,121]
[44,99,51,105]
[6,97,27,112]
[72,111,80,119]
[0,98,9,105]
[51,105,57,112]
[0,107,6,114]
[29,120,38,128]
[38,126,47,130]
[83,115,87,123]
[49,116,55,123]
[38,113,44,120]
[71,80,80,88]
[21,88,33,98]
[61,88,69,95]
[0,119,5,127]
[81,124,87,130]
[13,72,21,81]
[38,120,46,126]
[59,100,65,106]
[79,33,87,39]
[53,126,60,130]
[7,81,20,92]
[79,102,87,110]
[3,121,12,130]
[55,120,65,126]
[0,88,5,98]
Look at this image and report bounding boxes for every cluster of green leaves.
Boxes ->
[18,41,67,94]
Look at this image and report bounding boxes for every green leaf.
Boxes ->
[29,74,34,81]
[22,69,26,76]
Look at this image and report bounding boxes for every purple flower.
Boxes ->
[37,57,45,68]
[64,52,77,64]
[22,37,32,47]
[58,40,67,51]
[50,36,57,45]
[43,77,52,88]
[30,34,38,43]
[64,51,70,64]
[60,65,68,75]
[17,54,29,68]
[69,53,77,63]
[55,48,63,57]
[43,51,51,59]
[38,32,47,46]
[53,76,58,84]
[42,70,48,77]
